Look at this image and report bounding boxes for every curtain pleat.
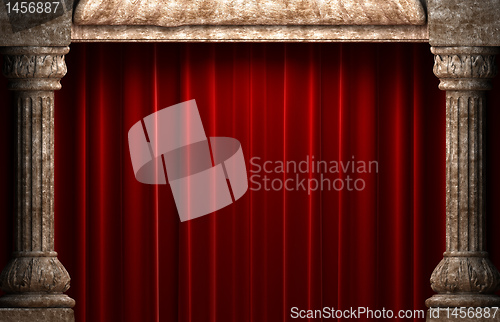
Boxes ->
[1,43,500,322]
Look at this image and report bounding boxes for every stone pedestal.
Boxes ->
[0,308,74,322]
[426,46,500,320]
[0,47,74,321]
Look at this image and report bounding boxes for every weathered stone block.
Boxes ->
[0,308,74,322]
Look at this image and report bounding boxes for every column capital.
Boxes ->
[1,46,69,91]
[431,46,499,91]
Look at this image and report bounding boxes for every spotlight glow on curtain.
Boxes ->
[1,43,500,322]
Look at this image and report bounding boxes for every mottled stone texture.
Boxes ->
[0,4,72,46]
[71,24,429,42]
[71,0,429,42]
[0,308,74,322]
[426,47,500,315]
[73,0,426,27]
[0,47,74,320]
[428,0,500,46]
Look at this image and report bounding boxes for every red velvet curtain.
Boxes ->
[1,43,500,322]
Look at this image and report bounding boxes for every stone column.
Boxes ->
[0,46,74,321]
[426,46,500,319]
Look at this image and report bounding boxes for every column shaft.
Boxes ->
[17,91,55,255]
[446,91,485,253]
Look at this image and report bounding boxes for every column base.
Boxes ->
[426,294,500,308]
[427,308,500,322]
[0,294,75,308]
[0,308,74,322]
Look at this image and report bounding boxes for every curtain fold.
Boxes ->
[1,42,499,322]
